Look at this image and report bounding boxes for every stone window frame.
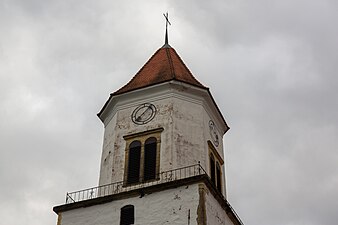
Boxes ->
[123,128,163,186]
[208,140,224,194]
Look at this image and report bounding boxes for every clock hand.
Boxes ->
[136,106,152,121]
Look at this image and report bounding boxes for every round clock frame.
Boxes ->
[131,103,157,125]
[209,120,219,147]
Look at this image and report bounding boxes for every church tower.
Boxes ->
[53,19,243,225]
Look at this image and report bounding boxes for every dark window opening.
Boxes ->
[216,162,222,193]
[127,141,141,184]
[144,137,157,181]
[120,205,134,225]
[210,155,216,185]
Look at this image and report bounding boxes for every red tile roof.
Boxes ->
[112,45,207,96]
[98,45,228,131]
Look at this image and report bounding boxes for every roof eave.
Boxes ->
[206,89,230,134]
[97,79,208,122]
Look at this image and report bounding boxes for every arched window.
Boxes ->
[144,137,157,181]
[127,141,141,184]
[210,154,216,186]
[123,128,163,185]
[120,205,134,225]
[216,162,222,193]
[208,141,224,194]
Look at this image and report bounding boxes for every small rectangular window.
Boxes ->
[120,205,134,225]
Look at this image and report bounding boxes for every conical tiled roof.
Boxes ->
[112,45,207,96]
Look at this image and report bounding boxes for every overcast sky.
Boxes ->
[1,0,338,224]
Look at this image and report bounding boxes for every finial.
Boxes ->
[163,12,171,47]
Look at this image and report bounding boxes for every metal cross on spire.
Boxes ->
[163,12,171,46]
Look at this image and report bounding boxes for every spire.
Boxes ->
[109,47,206,97]
[163,12,171,48]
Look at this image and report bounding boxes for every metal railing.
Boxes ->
[64,163,243,224]
[66,164,207,204]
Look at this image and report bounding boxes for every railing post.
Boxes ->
[198,161,201,175]
[66,192,69,203]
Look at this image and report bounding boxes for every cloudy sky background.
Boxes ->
[1,0,337,224]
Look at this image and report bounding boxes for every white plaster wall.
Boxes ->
[98,94,175,186]
[98,82,228,191]
[202,109,227,196]
[204,187,234,225]
[60,183,200,225]
[99,113,118,185]
[172,96,205,169]
[171,92,227,195]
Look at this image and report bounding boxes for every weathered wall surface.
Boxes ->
[59,184,200,225]
[204,185,234,225]
[172,96,206,169]
[98,82,227,195]
[98,93,174,186]
[99,113,118,185]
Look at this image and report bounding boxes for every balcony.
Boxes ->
[59,163,243,225]
[65,164,206,204]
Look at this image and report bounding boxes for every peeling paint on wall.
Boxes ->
[98,84,227,193]
[60,184,200,225]
[204,185,233,225]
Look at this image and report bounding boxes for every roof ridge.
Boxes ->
[170,48,205,87]
[165,47,175,79]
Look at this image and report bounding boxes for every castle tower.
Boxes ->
[53,25,243,225]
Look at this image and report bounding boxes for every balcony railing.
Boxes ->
[63,163,243,225]
[66,163,207,204]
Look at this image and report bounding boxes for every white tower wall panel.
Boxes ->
[60,184,200,225]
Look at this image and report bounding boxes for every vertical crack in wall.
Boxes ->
[188,209,191,225]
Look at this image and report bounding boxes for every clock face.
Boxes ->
[209,120,219,147]
[131,103,157,125]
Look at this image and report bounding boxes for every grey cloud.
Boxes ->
[1,0,337,225]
